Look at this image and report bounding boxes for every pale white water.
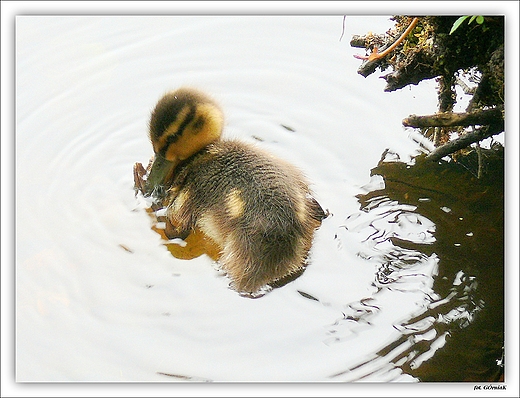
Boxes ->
[15,15,444,383]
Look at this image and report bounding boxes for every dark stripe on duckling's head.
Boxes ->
[174,105,196,138]
[156,105,196,158]
[149,92,188,140]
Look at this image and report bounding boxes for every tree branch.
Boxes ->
[403,107,503,128]
[354,18,419,78]
[425,124,503,162]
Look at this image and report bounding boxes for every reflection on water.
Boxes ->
[332,149,504,381]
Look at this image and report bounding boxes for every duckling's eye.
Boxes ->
[159,133,181,157]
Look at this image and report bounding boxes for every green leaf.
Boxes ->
[476,15,484,24]
[468,16,477,24]
[450,16,469,35]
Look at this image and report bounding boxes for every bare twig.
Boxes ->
[433,127,441,147]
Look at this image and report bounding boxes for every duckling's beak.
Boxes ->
[143,154,179,197]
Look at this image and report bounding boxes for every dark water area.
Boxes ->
[357,148,504,382]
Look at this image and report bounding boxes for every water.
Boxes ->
[342,153,504,382]
[15,15,503,386]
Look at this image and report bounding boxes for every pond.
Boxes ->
[15,13,506,391]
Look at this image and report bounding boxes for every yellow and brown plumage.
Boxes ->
[134,87,326,294]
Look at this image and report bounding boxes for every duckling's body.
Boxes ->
[165,139,325,293]
[135,87,326,294]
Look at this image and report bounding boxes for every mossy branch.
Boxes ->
[353,17,419,78]
[402,108,503,128]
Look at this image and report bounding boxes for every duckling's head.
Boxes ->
[144,87,224,196]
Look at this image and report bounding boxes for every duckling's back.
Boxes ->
[165,140,325,294]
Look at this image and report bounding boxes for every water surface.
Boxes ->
[19,15,495,383]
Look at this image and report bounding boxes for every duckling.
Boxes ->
[135,87,326,295]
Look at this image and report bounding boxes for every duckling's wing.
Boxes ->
[307,196,328,223]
